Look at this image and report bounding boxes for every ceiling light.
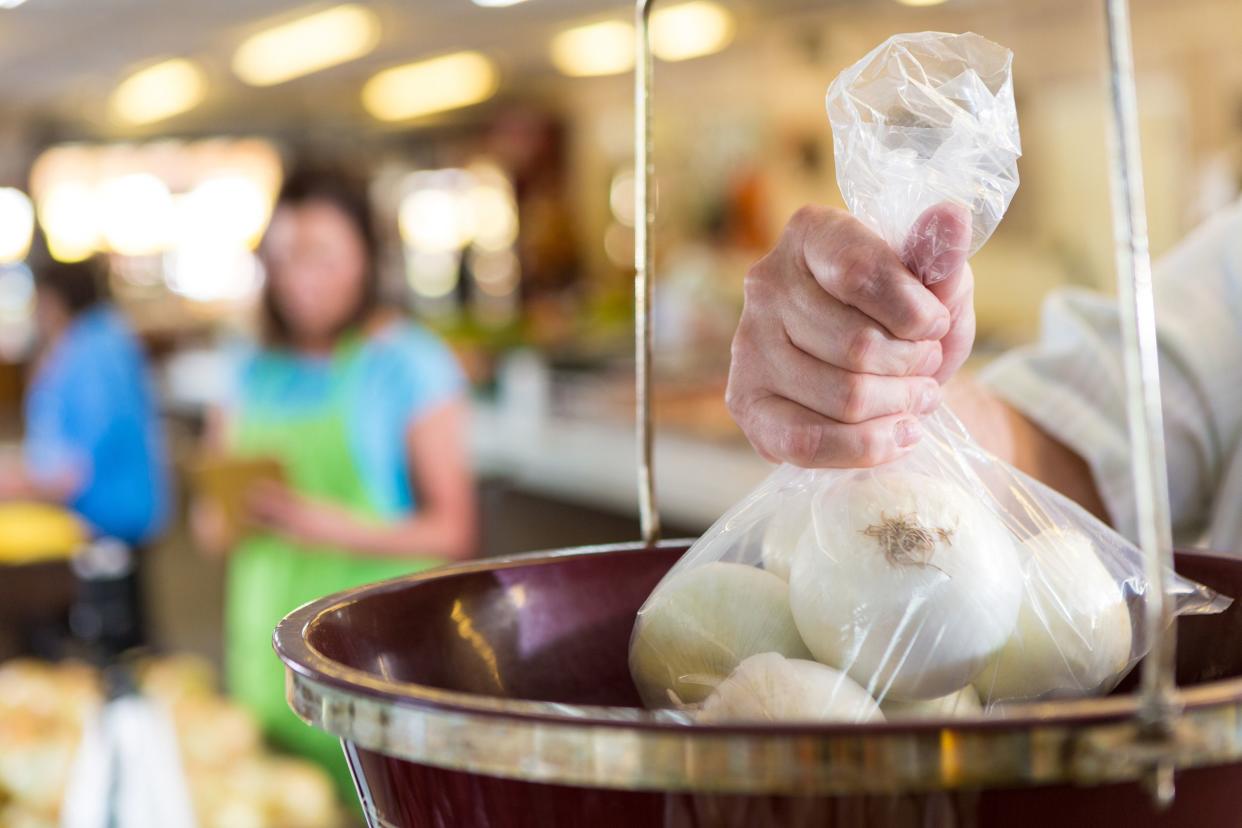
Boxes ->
[471,0,529,6]
[362,52,498,122]
[651,1,735,62]
[0,0,31,9]
[233,4,380,87]
[0,189,34,264]
[550,20,635,77]
[110,59,206,125]
[895,0,949,6]
[98,174,175,256]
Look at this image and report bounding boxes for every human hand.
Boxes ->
[726,202,973,468]
[248,481,351,549]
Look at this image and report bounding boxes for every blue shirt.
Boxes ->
[24,307,169,545]
[231,322,464,517]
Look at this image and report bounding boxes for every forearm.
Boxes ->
[945,377,1111,524]
[0,464,80,504]
[319,504,477,561]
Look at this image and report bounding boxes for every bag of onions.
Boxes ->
[629,32,1230,722]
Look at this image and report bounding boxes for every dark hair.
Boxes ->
[260,165,381,346]
[35,255,107,316]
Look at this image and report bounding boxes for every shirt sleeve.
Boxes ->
[392,325,467,424]
[979,200,1242,545]
[23,341,93,491]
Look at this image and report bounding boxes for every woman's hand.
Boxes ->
[726,203,975,468]
[247,481,353,549]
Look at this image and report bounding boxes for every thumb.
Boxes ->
[900,202,972,289]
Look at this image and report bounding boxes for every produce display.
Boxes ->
[629,32,1230,724]
[0,656,342,828]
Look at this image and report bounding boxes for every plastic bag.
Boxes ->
[827,31,1021,282]
[628,32,1230,721]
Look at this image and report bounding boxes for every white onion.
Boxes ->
[630,562,811,707]
[698,652,884,724]
[974,528,1132,703]
[789,470,1022,700]
[760,490,813,581]
[880,685,982,720]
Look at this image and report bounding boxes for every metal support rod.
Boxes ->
[635,0,660,546]
[1102,0,1179,806]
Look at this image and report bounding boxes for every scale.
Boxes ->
[275,1,1242,825]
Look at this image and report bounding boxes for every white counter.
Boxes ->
[470,403,773,531]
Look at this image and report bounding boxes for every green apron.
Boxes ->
[225,343,437,798]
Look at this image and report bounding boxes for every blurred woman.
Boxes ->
[196,167,476,791]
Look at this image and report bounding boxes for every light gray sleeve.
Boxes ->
[979,201,1242,544]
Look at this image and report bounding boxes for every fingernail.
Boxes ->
[917,385,941,414]
[895,418,922,448]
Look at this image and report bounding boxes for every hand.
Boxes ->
[726,203,974,468]
[248,481,353,548]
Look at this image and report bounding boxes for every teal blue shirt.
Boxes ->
[231,323,464,517]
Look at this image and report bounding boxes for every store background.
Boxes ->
[0,0,1239,825]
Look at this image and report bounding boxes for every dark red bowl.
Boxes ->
[275,542,1242,827]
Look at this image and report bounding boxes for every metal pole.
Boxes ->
[635,0,660,545]
[1102,0,1178,806]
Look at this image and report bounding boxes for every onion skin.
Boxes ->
[880,685,982,719]
[630,562,812,707]
[974,529,1133,704]
[698,652,884,724]
[789,471,1023,700]
[761,491,813,582]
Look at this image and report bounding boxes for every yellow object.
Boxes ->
[190,454,286,539]
[0,502,86,564]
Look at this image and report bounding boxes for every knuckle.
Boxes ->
[832,244,878,298]
[839,373,873,423]
[789,204,829,234]
[845,326,884,373]
[724,375,747,419]
[853,424,890,468]
[774,422,824,468]
[742,260,775,307]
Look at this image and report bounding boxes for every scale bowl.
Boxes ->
[275,541,1242,827]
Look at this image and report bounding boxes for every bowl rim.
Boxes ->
[274,541,1242,794]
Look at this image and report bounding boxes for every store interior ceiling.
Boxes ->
[1,0,1029,132]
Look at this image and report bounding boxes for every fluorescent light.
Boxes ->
[362,52,498,122]
[551,3,734,77]
[110,59,206,125]
[550,21,635,77]
[471,0,529,6]
[233,4,380,87]
[651,1,735,62]
[895,0,948,6]
[0,189,34,264]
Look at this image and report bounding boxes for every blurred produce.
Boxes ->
[0,503,86,565]
[0,656,343,828]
